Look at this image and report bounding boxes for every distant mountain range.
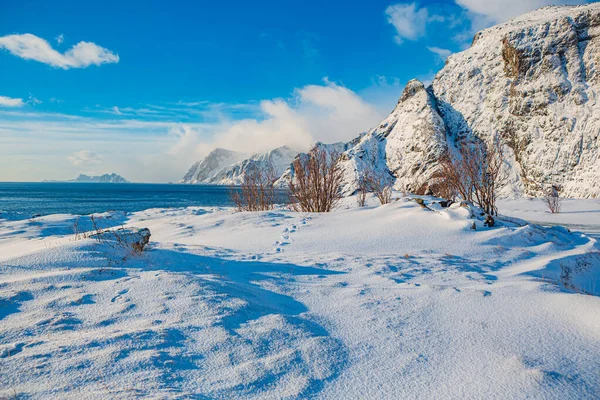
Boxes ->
[70,173,129,183]
[180,146,299,185]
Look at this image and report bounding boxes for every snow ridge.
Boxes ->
[180,148,247,184]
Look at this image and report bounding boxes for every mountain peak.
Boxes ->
[399,79,426,103]
[335,3,600,198]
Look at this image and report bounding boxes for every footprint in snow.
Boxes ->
[0,342,25,358]
[111,289,129,303]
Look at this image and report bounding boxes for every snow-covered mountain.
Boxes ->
[181,146,300,185]
[334,4,600,198]
[214,146,299,185]
[276,140,362,188]
[180,148,246,184]
[71,173,128,183]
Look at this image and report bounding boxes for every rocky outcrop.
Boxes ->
[432,4,600,198]
[333,4,600,198]
[336,79,447,194]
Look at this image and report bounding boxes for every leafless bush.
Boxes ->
[229,167,277,212]
[73,215,150,255]
[543,185,562,214]
[429,171,458,201]
[438,135,504,215]
[411,175,429,196]
[364,168,393,205]
[356,175,368,207]
[288,148,343,212]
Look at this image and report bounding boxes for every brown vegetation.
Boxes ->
[229,167,277,212]
[288,148,343,212]
[436,135,504,215]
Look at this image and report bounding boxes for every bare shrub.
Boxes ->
[429,171,458,201]
[356,175,368,207]
[288,148,343,212]
[74,215,150,255]
[411,175,429,196]
[543,185,562,214]
[438,135,504,215]
[229,166,277,212]
[364,168,393,205]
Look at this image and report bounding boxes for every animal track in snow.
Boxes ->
[273,217,311,253]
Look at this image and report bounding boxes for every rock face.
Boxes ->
[337,4,600,198]
[337,79,447,194]
[214,146,300,185]
[71,173,128,183]
[181,146,300,185]
[180,148,246,184]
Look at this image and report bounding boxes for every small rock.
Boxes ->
[414,198,427,208]
[484,215,495,228]
[439,200,453,208]
[131,228,151,252]
[470,222,477,230]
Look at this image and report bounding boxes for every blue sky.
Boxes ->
[0,0,593,182]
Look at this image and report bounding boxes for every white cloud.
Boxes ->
[427,46,452,60]
[385,3,430,44]
[204,80,382,154]
[0,34,119,69]
[0,80,388,182]
[68,150,103,167]
[455,0,589,25]
[56,34,64,45]
[0,96,24,107]
[27,94,42,105]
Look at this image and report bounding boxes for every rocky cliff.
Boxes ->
[338,4,600,198]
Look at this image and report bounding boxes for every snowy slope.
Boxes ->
[1,198,599,398]
[333,4,600,198]
[213,146,299,185]
[180,148,246,184]
[275,141,358,188]
[181,147,299,185]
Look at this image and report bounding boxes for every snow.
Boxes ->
[181,146,299,186]
[1,197,599,398]
[295,3,600,199]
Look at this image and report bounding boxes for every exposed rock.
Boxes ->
[180,148,246,184]
[182,146,300,186]
[130,228,151,252]
[336,79,447,195]
[328,4,600,199]
[215,146,299,185]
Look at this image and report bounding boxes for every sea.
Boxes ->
[0,182,287,216]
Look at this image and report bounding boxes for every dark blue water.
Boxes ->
[0,182,261,216]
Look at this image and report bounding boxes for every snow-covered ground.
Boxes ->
[1,197,599,399]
